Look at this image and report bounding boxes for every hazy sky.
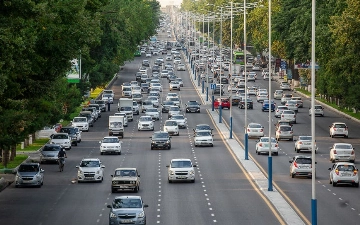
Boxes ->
[158,0,182,7]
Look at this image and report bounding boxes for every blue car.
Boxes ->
[262,100,276,112]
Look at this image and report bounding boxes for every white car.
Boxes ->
[167,97,180,106]
[168,106,181,119]
[256,92,268,103]
[102,94,114,104]
[285,100,299,113]
[194,130,214,147]
[147,96,160,108]
[71,117,89,131]
[177,64,186,71]
[122,87,132,98]
[161,70,169,78]
[145,108,160,120]
[275,106,288,118]
[166,158,196,183]
[132,101,140,115]
[294,136,318,153]
[141,100,154,113]
[330,143,355,163]
[50,133,72,150]
[166,92,179,100]
[169,81,181,91]
[309,105,324,116]
[99,136,122,155]
[76,158,105,183]
[175,78,184,87]
[114,113,128,127]
[166,54,172,61]
[246,123,264,138]
[137,116,154,131]
[163,120,179,136]
[130,81,138,87]
[252,65,261,71]
[273,90,283,100]
[281,94,293,105]
[150,83,162,92]
[275,125,294,141]
[170,114,187,128]
[145,52,152,58]
[280,110,296,124]
[131,86,141,95]
[247,87,257,95]
[289,156,313,178]
[280,81,291,90]
[329,162,359,187]
[173,57,181,64]
[255,137,279,155]
[329,122,348,138]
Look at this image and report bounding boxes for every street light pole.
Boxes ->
[229,1,233,139]
[268,0,273,192]
[219,7,223,123]
[244,0,249,160]
[311,0,317,223]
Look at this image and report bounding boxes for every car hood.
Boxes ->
[139,121,153,125]
[17,172,39,177]
[51,139,68,143]
[41,150,59,156]
[78,167,101,173]
[112,208,144,215]
[112,177,138,181]
[101,143,121,147]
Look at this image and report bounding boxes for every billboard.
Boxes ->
[67,59,80,83]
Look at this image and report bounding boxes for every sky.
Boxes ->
[158,0,182,7]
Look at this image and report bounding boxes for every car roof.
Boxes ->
[171,158,192,162]
[115,167,137,171]
[81,158,101,161]
[54,133,68,135]
[113,195,142,200]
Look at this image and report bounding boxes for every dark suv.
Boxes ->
[185,101,201,113]
[60,127,80,145]
[239,98,253,109]
[150,131,171,150]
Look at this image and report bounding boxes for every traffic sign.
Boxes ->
[210,83,217,90]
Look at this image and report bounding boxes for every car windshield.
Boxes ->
[60,128,76,134]
[172,115,184,120]
[113,198,142,209]
[282,111,294,114]
[171,160,192,168]
[80,160,100,167]
[195,132,211,137]
[115,170,137,177]
[335,144,352,149]
[196,125,210,130]
[295,158,312,164]
[299,136,312,141]
[73,118,86,122]
[165,121,177,126]
[280,126,292,131]
[53,134,68,139]
[153,133,169,138]
[148,97,158,101]
[334,124,346,128]
[163,101,174,106]
[103,138,119,143]
[103,94,112,98]
[188,101,198,105]
[337,165,356,172]
[42,145,61,151]
[260,137,277,143]
[169,98,179,102]
[18,165,39,172]
[147,108,157,112]
[314,105,322,109]
[133,94,141,98]
[95,100,105,104]
[248,124,262,128]
[140,117,152,121]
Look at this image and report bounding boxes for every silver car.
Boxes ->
[50,133,72,150]
[15,163,44,188]
[289,156,314,178]
[329,162,359,187]
[107,196,148,225]
[40,144,61,163]
[275,125,294,141]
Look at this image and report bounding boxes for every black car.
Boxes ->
[150,131,171,150]
[142,60,150,67]
[152,66,160,73]
[231,96,241,106]
[212,85,224,95]
[239,98,253,109]
[161,101,175,113]
[135,72,143,82]
[185,101,201,113]
[59,127,80,145]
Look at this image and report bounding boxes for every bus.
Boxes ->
[233,51,245,65]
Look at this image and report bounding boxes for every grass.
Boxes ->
[0,154,28,169]
[16,138,49,152]
[295,88,360,120]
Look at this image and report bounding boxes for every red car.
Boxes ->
[214,98,231,109]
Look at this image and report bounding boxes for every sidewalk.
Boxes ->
[183,52,306,225]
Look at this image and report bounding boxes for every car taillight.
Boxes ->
[293,115,296,118]
[286,104,288,106]
[293,162,298,168]
[260,129,263,132]
[345,127,348,131]
[259,143,263,147]
[298,142,302,145]
[290,131,293,134]
[335,169,339,175]
[351,150,355,155]
[275,143,278,147]
[333,150,337,154]
[354,170,358,175]
[247,129,250,132]
[281,115,284,117]
[333,128,336,131]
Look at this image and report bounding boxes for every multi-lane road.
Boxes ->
[1,33,360,225]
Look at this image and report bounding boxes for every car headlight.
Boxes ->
[166,140,170,144]
[138,211,145,218]
[96,170,100,174]
[169,170,175,175]
[16,174,22,179]
[101,145,106,148]
[78,170,83,175]
[51,142,55,144]
[189,170,195,175]
[65,142,69,144]
[110,212,117,219]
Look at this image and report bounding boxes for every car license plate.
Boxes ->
[177,176,186,179]
[341,173,351,176]
[121,219,133,223]
[251,129,258,132]
[120,186,128,188]
[158,144,163,147]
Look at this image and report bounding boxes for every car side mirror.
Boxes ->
[289,160,293,163]
[99,141,102,144]
[328,168,332,170]
[111,174,114,177]
[101,165,105,168]
[40,169,45,173]
[315,162,317,164]
[107,205,112,208]
[193,165,197,167]
[76,166,79,168]
[166,165,169,167]
[138,175,141,177]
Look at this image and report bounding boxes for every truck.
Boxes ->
[109,116,124,138]
[118,98,134,121]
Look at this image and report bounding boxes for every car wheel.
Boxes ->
[118,152,121,155]
[355,183,359,188]
[296,148,300,153]
[168,179,172,183]
[274,152,279,156]
[151,147,153,150]
[332,182,337,187]
[111,188,116,193]
[291,173,295,178]
[350,160,355,163]
[74,142,77,146]
[134,186,139,193]
[332,159,336,163]
[257,151,260,155]
[329,178,332,184]
[330,134,333,138]
[345,135,349,138]
[191,179,195,183]
[100,152,103,155]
